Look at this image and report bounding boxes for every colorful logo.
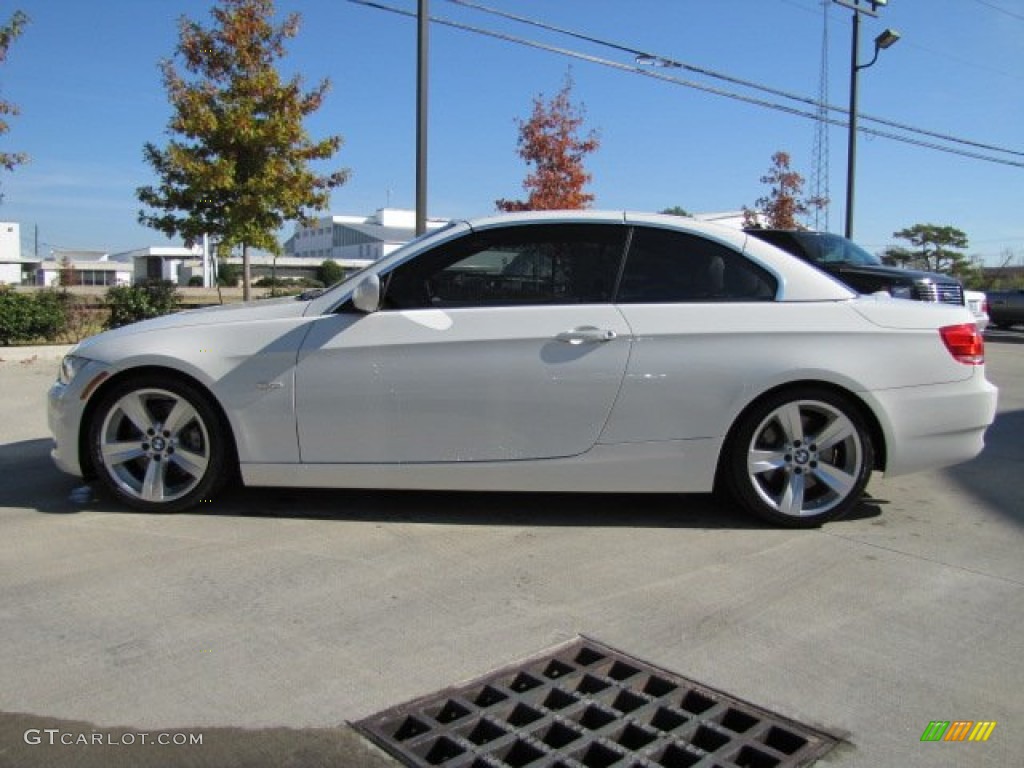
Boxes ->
[920,721,997,742]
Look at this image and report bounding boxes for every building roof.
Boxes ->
[51,249,110,262]
[110,246,202,262]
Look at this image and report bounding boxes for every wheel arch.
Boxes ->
[78,365,239,483]
[714,379,887,489]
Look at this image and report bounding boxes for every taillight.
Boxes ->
[940,323,984,365]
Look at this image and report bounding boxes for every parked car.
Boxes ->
[987,288,1024,329]
[964,290,989,332]
[49,212,997,527]
[745,228,965,306]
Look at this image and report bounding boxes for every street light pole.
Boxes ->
[844,8,861,239]
[835,0,898,239]
[416,0,429,236]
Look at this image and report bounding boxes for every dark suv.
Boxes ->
[746,229,964,306]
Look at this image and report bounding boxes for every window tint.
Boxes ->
[383,224,627,309]
[618,227,776,303]
[811,233,882,266]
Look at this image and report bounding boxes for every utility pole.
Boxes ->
[416,0,429,235]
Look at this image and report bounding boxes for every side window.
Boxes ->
[383,224,626,309]
[617,228,777,303]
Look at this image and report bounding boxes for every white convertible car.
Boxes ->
[48,212,998,526]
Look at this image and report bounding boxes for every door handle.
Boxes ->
[555,326,617,345]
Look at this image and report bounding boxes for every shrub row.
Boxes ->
[0,280,182,345]
[0,285,68,345]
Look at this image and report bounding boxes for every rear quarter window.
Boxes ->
[617,227,777,303]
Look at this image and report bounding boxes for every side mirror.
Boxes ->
[351,274,381,313]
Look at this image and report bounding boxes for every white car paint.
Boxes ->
[48,212,998,525]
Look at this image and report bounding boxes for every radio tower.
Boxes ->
[811,0,830,231]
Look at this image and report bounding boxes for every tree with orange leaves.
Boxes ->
[743,151,826,230]
[497,75,600,212]
[1,10,29,198]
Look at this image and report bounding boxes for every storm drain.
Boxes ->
[353,636,838,768]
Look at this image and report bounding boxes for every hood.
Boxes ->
[836,262,959,284]
[73,296,310,356]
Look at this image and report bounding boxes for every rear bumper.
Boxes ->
[869,372,998,477]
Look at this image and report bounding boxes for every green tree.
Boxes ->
[660,206,691,217]
[496,74,600,211]
[138,0,349,301]
[317,258,343,286]
[743,151,825,229]
[0,10,29,197]
[882,224,975,279]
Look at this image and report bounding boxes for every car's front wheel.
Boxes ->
[88,376,228,512]
[724,388,874,527]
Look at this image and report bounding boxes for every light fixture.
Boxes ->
[874,28,901,50]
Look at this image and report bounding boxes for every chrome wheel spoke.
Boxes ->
[778,472,806,517]
[776,402,805,444]
[812,417,855,454]
[812,463,857,497]
[162,399,197,436]
[748,448,788,475]
[169,448,208,479]
[140,458,167,501]
[101,440,146,466]
[118,393,154,435]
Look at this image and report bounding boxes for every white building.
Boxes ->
[0,221,19,260]
[0,222,30,284]
[110,246,204,285]
[284,208,449,263]
[36,250,133,287]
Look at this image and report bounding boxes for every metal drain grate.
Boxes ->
[354,636,839,768]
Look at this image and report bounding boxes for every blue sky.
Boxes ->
[1,0,1022,263]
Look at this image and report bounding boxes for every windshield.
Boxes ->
[303,221,465,314]
[811,233,882,266]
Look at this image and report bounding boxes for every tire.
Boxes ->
[88,375,229,513]
[724,387,874,528]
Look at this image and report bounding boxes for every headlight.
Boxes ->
[889,285,913,299]
[57,354,89,386]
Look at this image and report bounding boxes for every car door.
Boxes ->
[294,222,631,464]
[603,224,779,444]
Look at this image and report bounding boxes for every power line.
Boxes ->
[444,0,1024,161]
[971,0,1024,22]
[347,0,1024,169]
[778,0,1024,82]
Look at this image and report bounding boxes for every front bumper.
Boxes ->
[47,359,114,478]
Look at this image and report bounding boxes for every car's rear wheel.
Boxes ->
[725,388,874,527]
[88,376,228,512]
